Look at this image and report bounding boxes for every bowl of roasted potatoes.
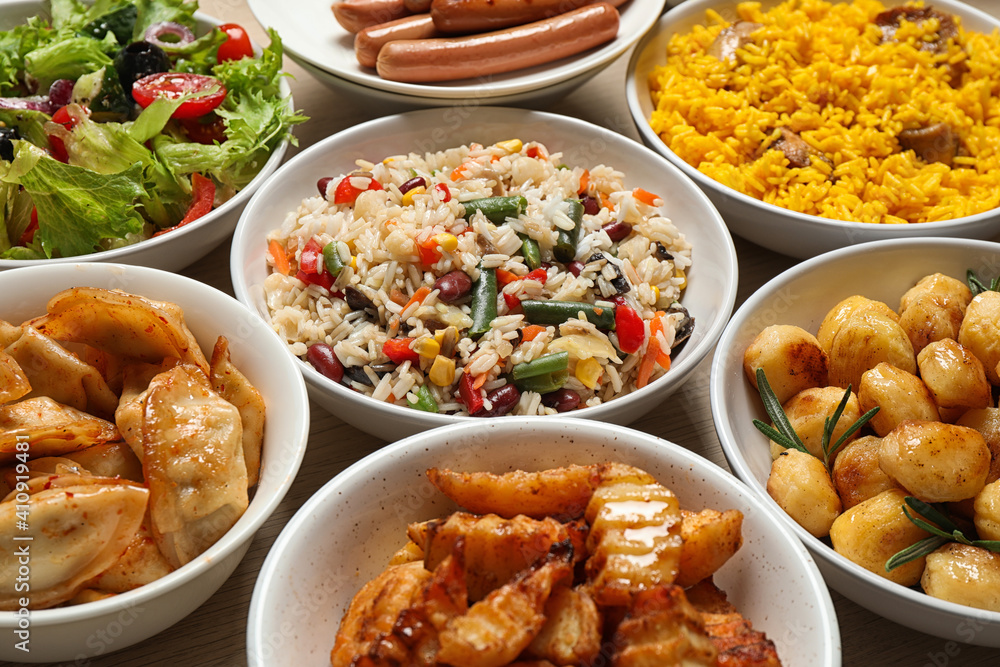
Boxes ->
[0,262,309,662]
[712,237,1000,646]
[247,416,839,667]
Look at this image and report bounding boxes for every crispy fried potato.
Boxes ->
[143,364,248,568]
[436,542,573,667]
[29,287,209,374]
[389,540,424,566]
[0,481,148,610]
[426,466,599,520]
[686,579,783,667]
[585,479,683,606]
[331,561,433,667]
[525,585,602,665]
[210,336,265,488]
[422,512,576,602]
[676,508,744,588]
[0,396,119,462]
[611,585,717,667]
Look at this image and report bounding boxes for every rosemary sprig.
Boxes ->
[885,496,1000,571]
[752,368,879,470]
[966,269,1000,296]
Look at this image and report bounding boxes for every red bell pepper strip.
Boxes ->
[382,338,420,364]
[333,173,383,204]
[615,304,645,354]
[299,237,325,274]
[19,208,38,245]
[295,269,335,291]
[458,372,484,413]
[153,173,216,236]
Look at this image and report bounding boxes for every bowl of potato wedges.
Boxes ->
[247,416,839,667]
[712,237,1000,646]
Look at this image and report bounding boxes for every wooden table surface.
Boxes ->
[17,0,1000,664]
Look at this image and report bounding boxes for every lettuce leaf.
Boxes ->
[24,34,114,89]
[2,142,146,257]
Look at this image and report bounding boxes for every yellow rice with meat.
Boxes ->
[648,0,1000,224]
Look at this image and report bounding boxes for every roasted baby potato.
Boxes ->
[858,362,938,436]
[958,290,1000,384]
[831,435,901,510]
[878,420,990,503]
[916,338,991,413]
[956,408,1000,484]
[771,386,861,460]
[817,295,899,354]
[743,324,828,404]
[828,309,916,391]
[974,480,1000,541]
[829,488,931,586]
[898,273,971,354]
[921,543,1000,611]
[767,449,841,537]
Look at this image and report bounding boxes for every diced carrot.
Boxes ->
[637,335,662,389]
[268,239,290,276]
[472,373,488,390]
[578,169,590,195]
[402,286,432,313]
[649,312,673,369]
[389,288,408,306]
[496,268,520,287]
[521,324,546,342]
[451,161,474,181]
[600,193,613,210]
[632,187,662,206]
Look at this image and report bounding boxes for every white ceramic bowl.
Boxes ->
[710,237,1000,646]
[0,1,294,272]
[231,106,738,442]
[248,0,666,107]
[247,417,840,667]
[0,263,310,662]
[625,0,1000,259]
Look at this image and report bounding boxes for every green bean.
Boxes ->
[514,370,569,394]
[469,266,497,339]
[520,234,541,271]
[462,196,527,224]
[511,351,569,380]
[322,241,348,277]
[521,299,616,329]
[407,384,439,413]
[553,198,584,263]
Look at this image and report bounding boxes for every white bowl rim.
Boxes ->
[247,415,842,665]
[624,0,1000,233]
[710,236,1000,625]
[247,0,668,100]
[232,105,738,427]
[0,4,294,269]
[0,262,311,628]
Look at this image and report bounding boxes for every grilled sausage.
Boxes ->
[404,0,432,11]
[430,0,627,34]
[332,0,412,34]
[355,14,440,68]
[376,3,620,83]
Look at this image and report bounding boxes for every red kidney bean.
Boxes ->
[566,260,585,277]
[474,384,521,417]
[602,220,633,242]
[317,177,333,197]
[433,270,472,303]
[541,388,581,412]
[306,343,344,383]
[581,195,600,216]
[400,176,427,193]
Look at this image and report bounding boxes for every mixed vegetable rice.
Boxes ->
[263,139,694,416]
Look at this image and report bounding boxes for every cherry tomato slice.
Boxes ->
[179,114,227,145]
[132,73,227,119]
[217,23,254,62]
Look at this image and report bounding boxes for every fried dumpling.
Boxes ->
[63,441,143,483]
[0,348,30,405]
[209,336,265,487]
[5,326,118,419]
[0,480,148,610]
[28,287,209,375]
[91,516,175,593]
[115,360,180,461]
[0,396,120,462]
[142,364,248,568]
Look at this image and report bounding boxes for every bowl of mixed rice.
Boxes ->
[231,107,737,442]
[626,0,1000,259]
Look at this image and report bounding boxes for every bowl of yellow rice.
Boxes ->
[626,0,1000,259]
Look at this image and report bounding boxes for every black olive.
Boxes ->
[655,242,674,262]
[114,41,171,101]
[0,126,20,162]
[344,286,377,312]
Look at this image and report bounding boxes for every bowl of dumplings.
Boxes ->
[0,262,310,662]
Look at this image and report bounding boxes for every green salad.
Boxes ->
[0,0,306,259]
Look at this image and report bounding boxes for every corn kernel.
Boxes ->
[413,336,441,359]
[575,357,603,389]
[652,285,660,301]
[429,355,456,386]
[496,139,523,154]
[401,185,426,206]
[433,233,458,253]
[675,269,686,290]
[350,256,357,270]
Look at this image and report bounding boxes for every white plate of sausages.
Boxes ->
[248,0,667,100]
